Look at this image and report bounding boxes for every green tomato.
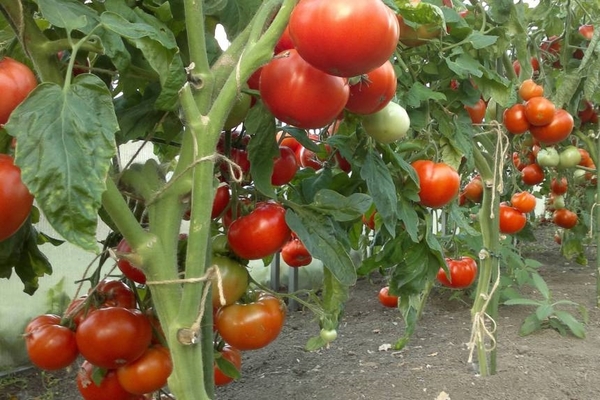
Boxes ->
[552,194,566,210]
[573,169,587,184]
[559,146,582,168]
[319,328,338,343]
[536,147,560,167]
[223,91,252,130]
[361,101,410,144]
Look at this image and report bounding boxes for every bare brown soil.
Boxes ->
[3,228,599,400]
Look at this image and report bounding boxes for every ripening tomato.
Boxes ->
[215,292,286,351]
[503,104,530,135]
[0,57,38,125]
[463,175,483,203]
[116,239,147,284]
[0,154,34,242]
[281,236,312,267]
[521,163,545,185]
[529,109,574,145]
[260,49,349,129]
[553,208,578,229]
[214,345,242,386]
[578,100,595,125]
[511,191,537,213]
[276,131,301,152]
[271,146,298,186]
[579,24,594,40]
[578,148,594,168]
[465,98,486,124]
[25,316,78,370]
[378,286,399,308]
[116,345,173,395]
[512,151,527,171]
[411,160,460,208]
[525,96,556,126]
[397,15,441,47]
[513,57,540,77]
[518,79,544,101]
[550,176,568,195]
[227,202,291,260]
[345,60,397,115]
[499,204,527,234]
[289,0,399,77]
[211,255,249,308]
[95,279,136,309]
[76,307,152,369]
[436,257,478,289]
[77,361,137,400]
[296,145,323,170]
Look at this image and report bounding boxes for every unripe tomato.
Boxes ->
[559,146,582,168]
[536,147,560,167]
[211,255,249,308]
[0,57,38,125]
[361,101,411,144]
[411,160,460,209]
[0,154,34,242]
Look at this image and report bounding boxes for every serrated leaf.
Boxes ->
[405,82,446,108]
[6,75,118,252]
[217,0,262,40]
[446,53,483,79]
[519,314,542,336]
[398,196,420,242]
[360,150,397,236]
[286,208,357,286]
[553,310,586,338]
[448,202,480,236]
[245,103,278,198]
[312,190,371,222]
[531,272,550,300]
[467,32,498,49]
[38,0,91,33]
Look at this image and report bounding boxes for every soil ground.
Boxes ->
[2,227,599,400]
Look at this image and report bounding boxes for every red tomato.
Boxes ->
[296,145,323,170]
[212,184,231,219]
[436,257,478,289]
[503,104,530,135]
[215,292,286,350]
[463,175,483,203]
[271,146,298,186]
[521,163,545,185]
[274,25,294,53]
[281,236,312,267]
[513,57,540,77]
[25,318,78,370]
[345,60,397,115]
[227,202,291,260]
[511,191,537,213]
[95,279,137,309]
[397,15,441,47]
[579,24,594,40]
[499,204,527,234]
[0,57,38,125]
[465,98,486,124]
[76,307,152,369]
[540,35,562,67]
[578,100,595,125]
[578,148,594,168]
[214,345,242,386]
[411,160,460,209]
[518,79,544,101]
[512,151,527,171]
[378,286,399,308]
[553,208,578,229]
[77,361,137,400]
[276,131,302,152]
[525,97,556,126]
[529,109,574,145]
[64,296,96,328]
[0,154,34,241]
[116,239,147,284]
[211,255,249,308]
[289,0,399,77]
[117,345,173,395]
[550,177,568,195]
[362,211,376,230]
[259,49,349,129]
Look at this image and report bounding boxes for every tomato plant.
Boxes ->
[227,202,291,260]
[0,154,34,241]
[0,57,38,125]
[436,257,478,289]
[378,286,399,308]
[411,160,460,208]
[289,0,399,77]
[215,292,286,351]
[116,345,173,395]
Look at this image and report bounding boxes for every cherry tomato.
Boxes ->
[529,109,574,145]
[0,154,34,242]
[411,160,460,209]
[77,361,136,400]
[281,236,312,267]
[511,191,537,213]
[227,202,291,260]
[215,292,286,351]
[211,255,249,308]
[259,49,349,129]
[0,56,38,125]
[553,208,578,229]
[499,204,527,234]
[436,257,478,289]
[465,98,486,124]
[289,0,399,77]
[518,79,543,101]
[503,104,530,135]
[116,345,173,395]
[524,96,556,126]
[345,60,397,115]
[521,163,545,185]
[76,307,152,369]
[271,146,298,186]
[214,345,242,386]
[378,286,399,308]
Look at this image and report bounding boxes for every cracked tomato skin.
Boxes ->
[0,154,34,242]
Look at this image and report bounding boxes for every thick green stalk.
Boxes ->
[595,126,600,307]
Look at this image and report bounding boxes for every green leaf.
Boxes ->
[504,298,543,307]
[312,190,372,222]
[216,0,262,40]
[448,202,480,237]
[360,150,398,236]
[37,0,91,33]
[214,354,241,380]
[553,310,586,338]
[245,103,278,198]
[5,75,118,252]
[446,53,483,79]
[305,335,328,351]
[390,233,443,295]
[552,74,581,109]
[531,272,550,300]
[519,313,542,336]
[285,208,357,286]
[397,196,420,242]
[405,82,446,108]
[467,32,498,49]
[535,304,553,321]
